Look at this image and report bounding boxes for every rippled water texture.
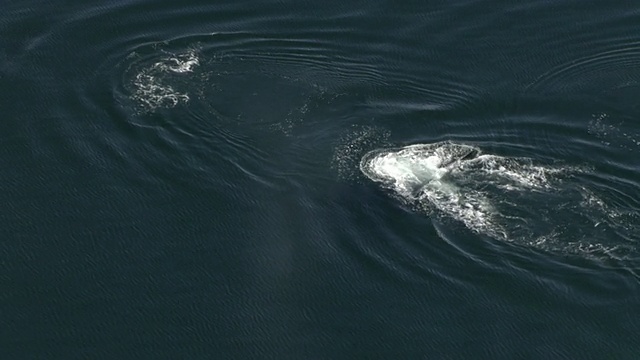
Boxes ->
[2,0,640,358]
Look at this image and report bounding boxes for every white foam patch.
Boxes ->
[131,50,200,110]
[359,141,637,257]
[159,52,199,73]
[361,143,510,239]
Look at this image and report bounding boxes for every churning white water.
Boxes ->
[360,141,639,258]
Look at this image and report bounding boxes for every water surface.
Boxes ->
[1,0,640,358]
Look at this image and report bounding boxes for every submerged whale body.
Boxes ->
[359,141,565,240]
[359,141,638,259]
[359,141,499,234]
[439,147,479,168]
[359,142,483,191]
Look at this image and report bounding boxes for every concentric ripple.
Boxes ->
[525,41,640,95]
[360,141,640,260]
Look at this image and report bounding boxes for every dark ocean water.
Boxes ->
[2,0,640,358]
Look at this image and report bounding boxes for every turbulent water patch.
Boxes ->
[117,37,344,136]
[360,141,639,259]
[126,49,201,111]
[332,125,391,181]
[588,112,640,151]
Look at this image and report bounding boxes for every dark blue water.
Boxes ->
[2,0,640,358]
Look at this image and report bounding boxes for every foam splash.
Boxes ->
[361,142,511,239]
[130,50,200,110]
[360,141,638,260]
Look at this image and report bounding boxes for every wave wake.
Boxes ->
[360,141,639,259]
